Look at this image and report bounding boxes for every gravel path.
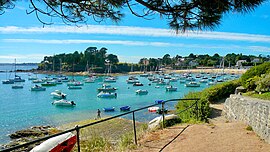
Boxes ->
[132,103,270,152]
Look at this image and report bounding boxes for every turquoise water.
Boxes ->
[0,72,234,144]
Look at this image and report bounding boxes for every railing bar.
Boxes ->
[0,98,199,152]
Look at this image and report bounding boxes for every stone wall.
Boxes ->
[223,94,270,144]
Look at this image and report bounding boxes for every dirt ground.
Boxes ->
[132,103,270,152]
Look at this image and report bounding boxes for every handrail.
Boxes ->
[0,98,199,152]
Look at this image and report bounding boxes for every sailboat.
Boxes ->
[12,59,25,82]
[2,69,14,84]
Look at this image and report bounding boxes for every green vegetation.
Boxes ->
[240,62,270,100]
[246,125,253,131]
[240,62,270,89]
[176,80,240,122]
[243,92,270,101]
[61,118,148,152]
[39,47,269,73]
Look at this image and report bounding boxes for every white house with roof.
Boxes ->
[236,60,247,68]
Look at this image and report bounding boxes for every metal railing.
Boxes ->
[1,98,199,152]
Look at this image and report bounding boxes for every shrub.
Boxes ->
[245,76,260,91]
[240,62,270,87]
[255,74,270,93]
[176,80,240,122]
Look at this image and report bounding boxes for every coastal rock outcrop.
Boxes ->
[1,125,61,151]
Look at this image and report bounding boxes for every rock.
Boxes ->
[1,126,62,151]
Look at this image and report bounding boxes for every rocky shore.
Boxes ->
[1,126,61,151]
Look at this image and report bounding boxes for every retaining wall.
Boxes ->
[223,94,270,143]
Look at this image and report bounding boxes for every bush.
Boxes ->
[176,80,240,122]
[241,62,270,87]
[255,74,270,93]
[245,76,260,91]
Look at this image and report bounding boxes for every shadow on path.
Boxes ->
[159,125,190,152]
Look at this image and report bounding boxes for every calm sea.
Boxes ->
[0,69,235,144]
[0,64,38,72]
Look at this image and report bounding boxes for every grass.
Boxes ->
[243,91,270,101]
[246,125,253,131]
[60,117,148,152]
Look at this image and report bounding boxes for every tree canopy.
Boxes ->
[0,0,264,32]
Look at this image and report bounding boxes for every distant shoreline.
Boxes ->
[0,68,247,75]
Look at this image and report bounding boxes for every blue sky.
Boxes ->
[0,2,270,63]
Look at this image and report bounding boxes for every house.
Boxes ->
[236,60,247,68]
[189,60,199,67]
[251,58,260,63]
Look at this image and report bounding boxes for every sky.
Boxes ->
[0,1,270,63]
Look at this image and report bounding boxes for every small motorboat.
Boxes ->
[31,85,46,91]
[52,99,76,106]
[103,107,115,112]
[51,90,67,99]
[32,79,44,83]
[166,86,177,91]
[120,106,131,111]
[199,79,208,83]
[133,82,143,86]
[67,81,84,86]
[104,77,117,83]
[185,82,200,87]
[2,79,14,84]
[148,106,159,112]
[97,84,117,92]
[41,81,57,86]
[12,85,23,89]
[97,92,117,98]
[84,78,95,83]
[208,81,217,85]
[30,132,76,152]
[135,89,148,95]
[68,86,82,89]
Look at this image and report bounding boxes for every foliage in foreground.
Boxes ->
[240,62,270,89]
[176,80,240,122]
[243,92,270,101]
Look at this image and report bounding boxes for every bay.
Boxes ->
[0,71,234,144]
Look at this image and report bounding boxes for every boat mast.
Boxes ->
[14,59,16,77]
[59,59,62,74]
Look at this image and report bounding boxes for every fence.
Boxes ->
[1,98,199,152]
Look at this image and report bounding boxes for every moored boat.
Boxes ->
[133,82,143,86]
[68,86,82,89]
[103,107,115,112]
[41,81,57,86]
[135,89,148,95]
[2,79,14,84]
[52,99,76,106]
[97,91,117,98]
[31,85,46,91]
[148,106,159,112]
[97,84,117,92]
[120,106,131,111]
[166,85,177,91]
[51,90,67,99]
[12,85,23,89]
[185,82,200,87]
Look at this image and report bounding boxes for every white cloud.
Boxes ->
[4,38,270,53]
[0,54,49,63]
[1,25,270,43]
[3,39,183,47]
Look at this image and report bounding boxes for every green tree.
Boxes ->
[0,1,264,32]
